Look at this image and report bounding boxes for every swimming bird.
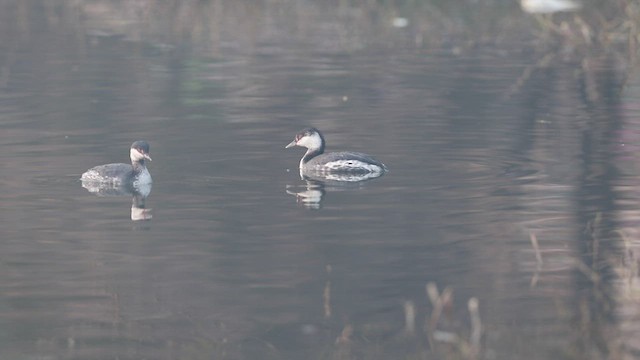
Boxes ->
[81,140,152,186]
[285,127,387,176]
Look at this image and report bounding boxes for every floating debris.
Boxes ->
[520,0,582,14]
[392,17,409,28]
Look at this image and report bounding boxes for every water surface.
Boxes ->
[0,1,639,359]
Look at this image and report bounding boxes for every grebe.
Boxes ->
[81,140,152,186]
[285,128,387,175]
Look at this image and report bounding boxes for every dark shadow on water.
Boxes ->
[569,54,625,359]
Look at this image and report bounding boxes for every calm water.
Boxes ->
[1,1,639,359]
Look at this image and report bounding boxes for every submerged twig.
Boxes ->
[468,297,482,359]
[336,324,353,345]
[426,282,455,351]
[323,265,332,318]
[530,232,544,287]
[404,301,416,336]
[530,232,544,265]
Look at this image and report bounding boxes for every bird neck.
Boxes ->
[132,159,146,170]
[301,145,324,164]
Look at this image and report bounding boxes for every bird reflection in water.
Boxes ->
[286,172,383,210]
[81,181,152,221]
[286,179,326,210]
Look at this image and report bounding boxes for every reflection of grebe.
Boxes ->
[286,178,370,210]
[81,141,152,186]
[285,128,387,177]
[81,178,153,221]
[130,190,152,221]
[286,181,326,210]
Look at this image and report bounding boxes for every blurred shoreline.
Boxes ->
[0,0,637,57]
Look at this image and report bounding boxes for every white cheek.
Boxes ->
[297,134,322,148]
[130,148,145,161]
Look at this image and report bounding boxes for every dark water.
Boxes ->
[1,1,639,359]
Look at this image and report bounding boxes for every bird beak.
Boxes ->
[285,140,297,149]
[144,154,152,161]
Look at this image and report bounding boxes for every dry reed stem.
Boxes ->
[404,300,416,336]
